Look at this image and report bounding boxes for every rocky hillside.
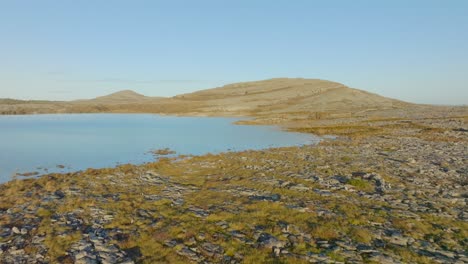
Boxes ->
[174,78,410,116]
[0,78,428,118]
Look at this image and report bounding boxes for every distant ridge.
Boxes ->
[92,90,147,101]
[1,78,449,117]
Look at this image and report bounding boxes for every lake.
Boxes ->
[0,114,318,183]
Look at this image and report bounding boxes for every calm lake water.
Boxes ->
[0,114,318,183]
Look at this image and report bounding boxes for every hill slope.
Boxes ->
[0,78,435,118]
[174,78,409,116]
[94,90,146,101]
[79,90,164,104]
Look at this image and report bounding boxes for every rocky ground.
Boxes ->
[0,114,467,263]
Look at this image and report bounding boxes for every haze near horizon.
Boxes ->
[1,0,467,105]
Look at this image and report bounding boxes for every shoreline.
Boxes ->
[0,110,467,263]
[0,113,320,185]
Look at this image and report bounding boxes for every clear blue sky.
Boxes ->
[1,0,467,104]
